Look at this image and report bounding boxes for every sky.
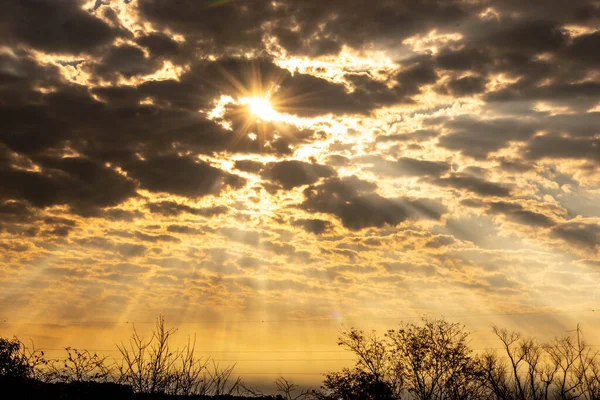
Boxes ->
[1,0,600,388]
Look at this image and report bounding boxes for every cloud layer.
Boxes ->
[1,0,599,376]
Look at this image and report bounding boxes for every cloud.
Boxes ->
[116,243,147,258]
[552,222,600,249]
[395,59,438,97]
[445,75,487,96]
[301,177,446,230]
[91,44,162,79]
[234,160,264,173]
[218,227,261,246]
[261,160,336,189]
[147,201,229,217]
[488,202,555,228]
[364,156,451,178]
[438,117,535,159]
[1,0,118,54]
[431,173,511,197]
[436,48,490,71]
[293,219,332,235]
[138,0,478,55]
[525,134,600,164]
[2,0,600,357]
[124,155,245,198]
[0,156,137,212]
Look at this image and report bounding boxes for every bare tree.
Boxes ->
[116,315,202,394]
[115,315,245,396]
[479,351,513,400]
[489,324,600,400]
[45,347,113,383]
[168,334,210,395]
[205,360,244,395]
[275,376,318,400]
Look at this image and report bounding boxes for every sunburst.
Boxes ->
[239,96,278,122]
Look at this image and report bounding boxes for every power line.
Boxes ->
[35,348,348,353]
[1,308,597,326]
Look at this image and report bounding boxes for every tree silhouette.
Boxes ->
[320,319,484,400]
[0,336,31,379]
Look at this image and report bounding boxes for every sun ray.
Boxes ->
[240,97,278,122]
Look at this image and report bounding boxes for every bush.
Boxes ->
[0,336,33,379]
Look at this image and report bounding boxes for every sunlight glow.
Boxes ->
[240,97,279,121]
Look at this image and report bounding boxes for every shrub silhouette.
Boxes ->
[44,347,113,383]
[0,336,31,379]
[320,369,396,400]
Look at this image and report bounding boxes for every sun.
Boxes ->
[240,96,278,121]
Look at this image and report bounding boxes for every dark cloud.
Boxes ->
[364,156,450,178]
[438,117,535,159]
[147,201,229,217]
[425,235,456,249]
[436,48,490,72]
[395,59,438,97]
[137,0,273,52]
[488,202,555,228]
[325,155,351,167]
[525,134,600,164]
[116,243,147,258]
[234,160,264,174]
[123,155,245,198]
[261,160,336,189]
[133,232,180,243]
[445,75,487,96]
[101,208,144,222]
[486,81,600,106]
[488,20,567,54]
[496,157,536,173]
[91,44,162,80]
[431,173,511,197]
[135,33,182,60]
[294,219,332,235]
[563,31,600,67]
[301,177,446,230]
[138,0,478,55]
[1,0,118,54]
[552,222,600,249]
[493,0,600,22]
[273,72,407,116]
[166,225,203,235]
[0,201,33,223]
[0,156,137,212]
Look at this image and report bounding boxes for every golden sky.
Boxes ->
[1,0,600,387]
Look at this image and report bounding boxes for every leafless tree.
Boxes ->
[205,360,244,395]
[275,376,318,400]
[115,315,245,396]
[45,347,113,383]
